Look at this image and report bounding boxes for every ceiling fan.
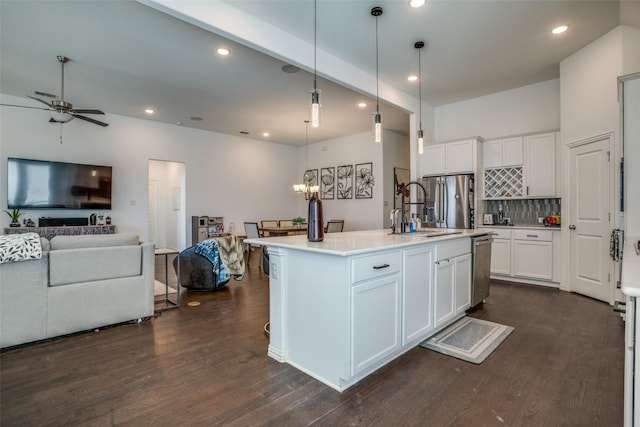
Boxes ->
[1,55,109,127]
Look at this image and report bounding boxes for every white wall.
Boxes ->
[301,130,388,231]
[1,93,396,241]
[558,24,640,291]
[434,79,560,142]
[0,94,302,243]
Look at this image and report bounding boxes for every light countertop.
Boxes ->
[479,224,562,231]
[244,228,488,257]
[621,236,640,297]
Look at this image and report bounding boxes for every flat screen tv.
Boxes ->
[7,157,112,209]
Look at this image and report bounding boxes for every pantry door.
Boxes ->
[568,135,612,303]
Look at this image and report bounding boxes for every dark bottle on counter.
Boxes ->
[307,192,324,242]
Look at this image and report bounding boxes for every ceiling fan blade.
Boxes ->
[0,103,51,111]
[70,109,105,115]
[26,95,53,108]
[72,113,109,127]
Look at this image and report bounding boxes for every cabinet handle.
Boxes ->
[435,259,450,265]
[526,234,538,238]
[569,225,576,230]
[373,264,390,270]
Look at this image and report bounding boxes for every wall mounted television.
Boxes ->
[7,157,112,209]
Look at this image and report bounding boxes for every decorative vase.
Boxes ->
[307,193,324,242]
[9,220,20,227]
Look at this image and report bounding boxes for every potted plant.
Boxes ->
[292,217,306,228]
[4,208,23,227]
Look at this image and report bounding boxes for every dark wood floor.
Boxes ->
[1,253,624,426]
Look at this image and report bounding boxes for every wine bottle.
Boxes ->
[307,192,324,242]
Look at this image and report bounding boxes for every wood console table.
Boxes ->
[4,225,116,240]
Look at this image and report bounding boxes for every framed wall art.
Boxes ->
[337,165,354,199]
[304,169,318,200]
[355,162,374,199]
[320,167,335,200]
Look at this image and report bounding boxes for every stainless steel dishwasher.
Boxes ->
[471,234,493,307]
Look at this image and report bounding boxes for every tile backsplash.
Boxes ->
[484,198,561,226]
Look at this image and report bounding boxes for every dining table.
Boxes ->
[259,225,307,237]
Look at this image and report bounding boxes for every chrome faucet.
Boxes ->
[399,181,428,233]
[390,209,400,234]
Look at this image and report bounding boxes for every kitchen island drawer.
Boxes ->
[351,251,402,284]
[514,229,553,241]
[486,228,511,239]
[436,238,471,261]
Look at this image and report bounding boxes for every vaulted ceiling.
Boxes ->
[1,1,634,145]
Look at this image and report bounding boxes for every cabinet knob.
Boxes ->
[569,225,576,230]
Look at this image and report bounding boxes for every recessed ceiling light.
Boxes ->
[240,131,249,135]
[262,132,270,137]
[281,64,300,73]
[552,25,568,35]
[217,48,230,56]
[358,102,367,108]
[145,108,154,114]
[409,0,425,8]
[176,121,183,126]
[408,75,418,82]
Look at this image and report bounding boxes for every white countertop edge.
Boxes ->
[621,235,640,297]
[478,225,562,231]
[244,229,489,257]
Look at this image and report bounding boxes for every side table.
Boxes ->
[154,247,181,311]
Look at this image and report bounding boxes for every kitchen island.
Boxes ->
[245,229,488,391]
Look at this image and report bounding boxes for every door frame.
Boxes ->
[562,132,615,304]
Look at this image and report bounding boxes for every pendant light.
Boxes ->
[371,6,383,143]
[310,0,320,128]
[293,120,318,194]
[415,41,425,154]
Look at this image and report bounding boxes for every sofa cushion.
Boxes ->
[40,237,51,252]
[50,233,139,250]
[49,245,142,286]
[0,232,42,264]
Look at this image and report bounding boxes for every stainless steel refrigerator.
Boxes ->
[418,174,474,229]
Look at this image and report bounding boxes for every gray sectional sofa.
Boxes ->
[0,233,154,348]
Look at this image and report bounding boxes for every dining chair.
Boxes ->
[244,222,263,269]
[261,220,278,237]
[326,220,344,233]
[279,219,293,228]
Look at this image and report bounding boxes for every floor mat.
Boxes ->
[419,317,514,364]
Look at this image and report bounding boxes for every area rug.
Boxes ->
[419,317,514,364]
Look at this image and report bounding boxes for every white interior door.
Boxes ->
[568,136,611,302]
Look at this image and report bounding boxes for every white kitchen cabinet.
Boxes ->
[524,132,556,197]
[402,245,435,345]
[434,239,471,329]
[489,228,512,276]
[422,138,480,176]
[513,229,553,281]
[454,253,472,313]
[484,136,523,168]
[435,258,455,328]
[352,273,402,375]
[257,232,480,392]
[423,144,446,176]
[446,139,474,174]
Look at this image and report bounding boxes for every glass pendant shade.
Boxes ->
[373,112,383,143]
[417,129,424,154]
[310,89,320,128]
